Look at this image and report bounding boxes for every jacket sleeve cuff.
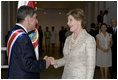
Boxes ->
[39,60,46,72]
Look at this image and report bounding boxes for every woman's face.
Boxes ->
[67,15,81,32]
[101,25,107,32]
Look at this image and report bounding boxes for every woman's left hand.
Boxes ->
[48,57,56,65]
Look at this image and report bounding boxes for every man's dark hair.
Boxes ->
[91,23,96,28]
[52,26,54,29]
[17,5,36,23]
[101,23,107,28]
[104,10,108,15]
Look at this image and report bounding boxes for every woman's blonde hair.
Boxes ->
[67,8,86,29]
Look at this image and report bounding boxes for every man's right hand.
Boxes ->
[43,56,50,69]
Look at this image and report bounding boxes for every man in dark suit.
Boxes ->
[97,10,103,23]
[107,18,117,79]
[89,23,96,39]
[38,25,43,53]
[7,6,50,79]
[59,26,65,53]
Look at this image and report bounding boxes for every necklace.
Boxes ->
[71,37,76,43]
[71,37,76,48]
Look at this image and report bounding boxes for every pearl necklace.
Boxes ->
[71,37,76,43]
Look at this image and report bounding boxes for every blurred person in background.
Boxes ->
[38,25,43,53]
[107,18,117,79]
[44,26,51,52]
[50,26,57,52]
[96,23,113,79]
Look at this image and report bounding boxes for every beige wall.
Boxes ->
[37,9,68,46]
[1,1,17,47]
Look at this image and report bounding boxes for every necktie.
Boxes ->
[114,28,116,35]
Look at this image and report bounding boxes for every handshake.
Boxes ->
[43,56,56,69]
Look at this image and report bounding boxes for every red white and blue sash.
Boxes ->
[28,27,39,60]
[7,29,27,65]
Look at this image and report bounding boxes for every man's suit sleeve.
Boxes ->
[39,60,46,72]
[14,35,46,73]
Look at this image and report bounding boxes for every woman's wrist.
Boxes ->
[53,62,58,68]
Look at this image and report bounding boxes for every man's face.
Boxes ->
[28,13,38,31]
[111,19,117,27]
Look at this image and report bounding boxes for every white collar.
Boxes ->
[112,26,117,29]
[16,23,28,33]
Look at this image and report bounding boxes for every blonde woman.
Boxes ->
[49,8,96,79]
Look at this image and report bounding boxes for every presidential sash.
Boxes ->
[7,29,27,65]
[28,27,39,60]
